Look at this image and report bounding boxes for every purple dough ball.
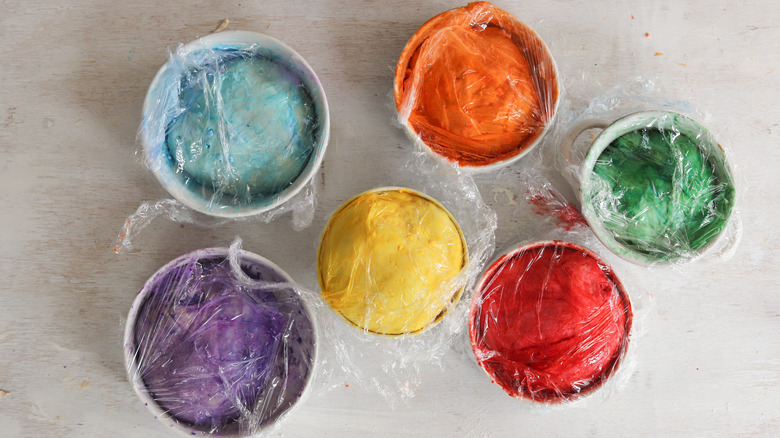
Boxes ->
[134,258,291,432]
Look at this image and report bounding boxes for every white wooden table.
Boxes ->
[1,1,778,436]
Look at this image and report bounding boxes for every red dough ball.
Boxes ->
[470,241,632,402]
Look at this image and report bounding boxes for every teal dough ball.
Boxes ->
[167,55,317,201]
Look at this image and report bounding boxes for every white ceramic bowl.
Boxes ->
[393,3,560,172]
[578,111,736,265]
[124,248,318,436]
[469,240,632,402]
[140,31,330,217]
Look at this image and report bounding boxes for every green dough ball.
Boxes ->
[591,127,730,259]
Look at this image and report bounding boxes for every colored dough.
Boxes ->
[395,2,558,166]
[318,189,467,335]
[590,128,732,260]
[470,242,631,402]
[167,53,318,201]
[133,255,314,433]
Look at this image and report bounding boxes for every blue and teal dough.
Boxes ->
[167,54,318,201]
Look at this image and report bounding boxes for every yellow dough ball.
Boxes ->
[318,188,467,335]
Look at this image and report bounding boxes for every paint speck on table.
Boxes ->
[527,191,587,231]
[0,389,9,397]
[4,107,19,128]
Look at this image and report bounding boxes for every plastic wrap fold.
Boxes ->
[317,151,497,403]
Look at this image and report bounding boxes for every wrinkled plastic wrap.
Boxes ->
[116,30,329,253]
[318,151,497,403]
[394,1,559,170]
[124,240,318,436]
[469,240,633,403]
[554,81,740,265]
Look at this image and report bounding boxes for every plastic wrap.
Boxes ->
[394,1,559,170]
[554,83,740,265]
[116,30,329,252]
[469,241,633,403]
[318,151,497,403]
[124,241,318,436]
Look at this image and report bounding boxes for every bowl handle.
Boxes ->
[557,117,611,195]
[564,118,609,155]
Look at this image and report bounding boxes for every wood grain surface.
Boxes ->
[1,1,778,436]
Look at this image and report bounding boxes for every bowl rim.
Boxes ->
[123,247,319,436]
[140,30,330,218]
